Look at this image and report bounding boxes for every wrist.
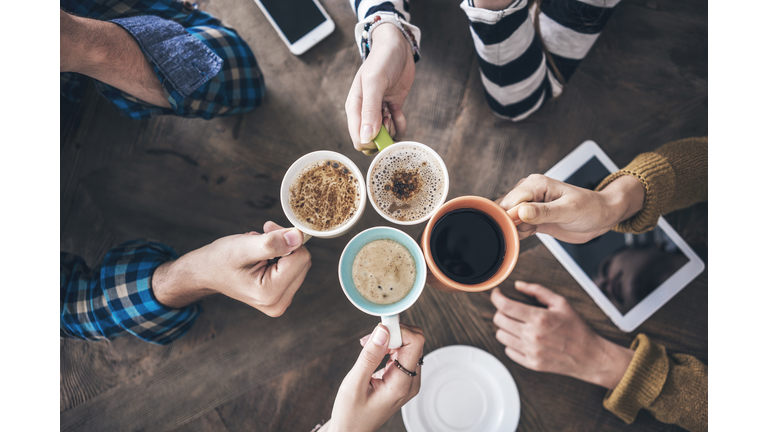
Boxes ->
[599,175,645,229]
[370,23,412,61]
[584,337,634,389]
[152,250,215,308]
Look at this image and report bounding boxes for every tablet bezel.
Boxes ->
[536,140,706,332]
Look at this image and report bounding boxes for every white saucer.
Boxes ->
[401,345,520,432]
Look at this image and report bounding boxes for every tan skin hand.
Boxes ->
[321,323,425,432]
[346,23,415,154]
[496,174,645,243]
[491,282,633,389]
[152,221,312,317]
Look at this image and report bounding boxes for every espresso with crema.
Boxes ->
[369,145,445,222]
[352,239,416,304]
[289,160,361,232]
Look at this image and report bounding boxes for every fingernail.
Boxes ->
[515,280,525,288]
[519,205,534,221]
[283,229,303,248]
[371,325,389,347]
[360,125,373,144]
[360,334,371,345]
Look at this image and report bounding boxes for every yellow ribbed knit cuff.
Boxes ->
[595,153,676,234]
[603,334,669,424]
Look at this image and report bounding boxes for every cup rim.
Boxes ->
[421,196,520,292]
[338,226,427,317]
[366,142,450,226]
[280,150,366,238]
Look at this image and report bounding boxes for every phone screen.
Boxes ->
[555,157,689,315]
[260,0,327,44]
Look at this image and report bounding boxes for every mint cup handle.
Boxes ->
[381,314,402,349]
[373,125,395,153]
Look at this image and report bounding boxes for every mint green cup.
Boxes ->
[339,227,427,348]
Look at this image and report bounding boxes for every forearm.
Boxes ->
[60,10,171,108]
[599,175,646,228]
[152,248,216,309]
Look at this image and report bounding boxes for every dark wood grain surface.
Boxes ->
[60,0,707,430]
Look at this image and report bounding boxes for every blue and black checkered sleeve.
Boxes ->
[60,0,264,120]
[60,240,200,345]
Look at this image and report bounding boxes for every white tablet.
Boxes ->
[536,140,705,332]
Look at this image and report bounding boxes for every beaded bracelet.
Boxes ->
[358,12,421,64]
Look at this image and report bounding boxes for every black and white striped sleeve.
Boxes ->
[351,0,412,21]
[461,0,621,121]
[350,0,421,63]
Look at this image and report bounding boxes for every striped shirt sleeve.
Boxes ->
[461,0,621,121]
[350,0,421,63]
[60,241,200,345]
[351,0,412,22]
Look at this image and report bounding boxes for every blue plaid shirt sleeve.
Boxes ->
[60,240,200,345]
[60,0,264,120]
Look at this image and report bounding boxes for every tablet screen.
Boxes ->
[556,157,690,315]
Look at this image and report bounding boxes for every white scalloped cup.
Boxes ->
[280,151,366,238]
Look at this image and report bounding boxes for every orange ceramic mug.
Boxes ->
[420,196,520,293]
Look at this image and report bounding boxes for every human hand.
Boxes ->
[495,174,645,243]
[345,23,415,155]
[152,221,312,317]
[491,281,633,389]
[322,323,425,432]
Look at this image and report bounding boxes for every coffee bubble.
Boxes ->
[369,145,445,222]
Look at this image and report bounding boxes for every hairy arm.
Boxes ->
[60,9,171,108]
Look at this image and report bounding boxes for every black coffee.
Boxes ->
[430,209,505,285]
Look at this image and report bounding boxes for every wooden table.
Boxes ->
[60,0,707,430]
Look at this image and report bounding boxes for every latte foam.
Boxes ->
[369,145,445,222]
[352,239,416,305]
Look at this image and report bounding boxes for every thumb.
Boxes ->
[359,76,385,145]
[517,202,564,225]
[348,325,390,388]
[241,228,304,262]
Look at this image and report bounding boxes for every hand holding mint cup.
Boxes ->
[339,227,427,349]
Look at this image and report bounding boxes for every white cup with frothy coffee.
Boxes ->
[366,142,450,225]
[280,151,366,239]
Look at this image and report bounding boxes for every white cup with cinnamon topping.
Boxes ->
[280,151,366,241]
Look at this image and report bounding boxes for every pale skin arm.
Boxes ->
[60,9,172,108]
[319,324,425,432]
[346,23,414,155]
[492,281,634,389]
[152,222,312,317]
[497,174,645,243]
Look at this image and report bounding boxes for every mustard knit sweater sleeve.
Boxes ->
[595,137,708,233]
[595,137,708,430]
[603,335,708,431]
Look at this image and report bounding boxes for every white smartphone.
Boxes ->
[253,0,335,55]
